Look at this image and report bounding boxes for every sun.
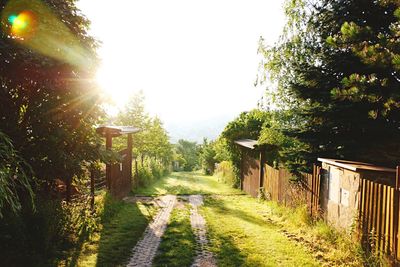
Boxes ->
[96,63,133,111]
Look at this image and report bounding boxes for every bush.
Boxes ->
[133,156,170,187]
[0,192,100,266]
[214,161,236,187]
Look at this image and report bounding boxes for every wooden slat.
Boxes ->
[376,183,382,253]
[381,185,387,253]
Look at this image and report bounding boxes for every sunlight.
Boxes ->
[2,0,93,69]
[96,63,133,110]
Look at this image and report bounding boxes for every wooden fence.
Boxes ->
[263,163,321,217]
[357,167,400,261]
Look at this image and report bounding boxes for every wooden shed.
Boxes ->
[318,158,396,230]
[235,139,265,197]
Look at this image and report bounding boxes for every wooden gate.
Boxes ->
[109,149,132,199]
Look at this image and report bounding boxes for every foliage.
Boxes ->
[114,91,173,186]
[133,157,170,187]
[116,91,173,164]
[218,109,270,186]
[258,0,400,167]
[174,139,199,171]
[0,0,104,186]
[0,193,100,266]
[0,131,34,217]
[198,138,217,174]
[0,1,107,265]
[214,161,236,187]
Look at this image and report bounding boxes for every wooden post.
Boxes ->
[127,134,133,189]
[393,166,400,259]
[90,168,95,211]
[311,164,315,217]
[105,132,112,190]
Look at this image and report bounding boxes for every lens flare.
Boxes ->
[8,11,36,39]
[1,0,94,69]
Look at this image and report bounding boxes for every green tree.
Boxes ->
[198,138,217,175]
[175,139,199,171]
[258,0,400,167]
[219,109,270,186]
[0,0,103,199]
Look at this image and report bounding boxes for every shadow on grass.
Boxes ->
[64,231,91,267]
[94,195,151,267]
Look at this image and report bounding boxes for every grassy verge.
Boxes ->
[264,201,385,266]
[134,171,241,196]
[61,192,158,267]
[201,195,368,266]
[153,201,196,267]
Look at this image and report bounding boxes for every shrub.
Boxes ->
[133,156,170,187]
[214,161,236,187]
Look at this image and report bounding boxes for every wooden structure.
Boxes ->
[235,138,321,214]
[96,126,139,199]
[235,139,265,197]
[318,158,399,261]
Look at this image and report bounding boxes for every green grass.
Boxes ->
[134,171,241,196]
[153,202,196,267]
[63,193,158,267]
[201,195,321,267]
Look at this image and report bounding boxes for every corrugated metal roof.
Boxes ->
[318,158,396,173]
[234,139,258,150]
[96,125,140,137]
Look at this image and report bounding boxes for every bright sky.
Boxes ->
[77,0,285,124]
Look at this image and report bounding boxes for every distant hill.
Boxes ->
[164,114,236,143]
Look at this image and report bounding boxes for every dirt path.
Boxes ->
[127,195,177,267]
[189,195,217,267]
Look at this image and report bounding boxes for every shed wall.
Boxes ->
[241,152,260,197]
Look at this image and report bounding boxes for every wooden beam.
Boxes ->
[127,133,133,185]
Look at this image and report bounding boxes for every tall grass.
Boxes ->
[214,161,236,187]
[133,157,170,187]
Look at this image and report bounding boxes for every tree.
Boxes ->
[0,0,103,200]
[219,109,270,185]
[175,139,199,171]
[198,138,217,174]
[116,92,173,167]
[258,0,400,167]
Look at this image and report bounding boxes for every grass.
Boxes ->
[201,195,321,266]
[62,192,158,267]
[134,171,241,196]
[263,201,373,266]
[153,201,196,267]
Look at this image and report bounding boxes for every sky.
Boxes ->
[77,0,286,138]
